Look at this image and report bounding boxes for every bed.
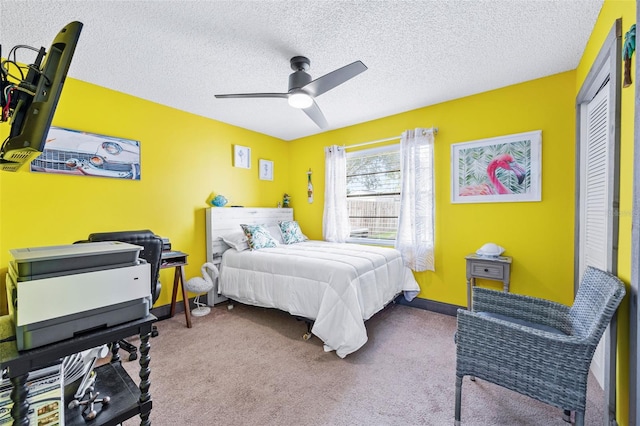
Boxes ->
[205,207,420,358]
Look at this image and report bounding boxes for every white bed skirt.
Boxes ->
[219,241,420,357]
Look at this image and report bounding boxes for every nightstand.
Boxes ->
[465,254,512,310]
[163,250,191,328]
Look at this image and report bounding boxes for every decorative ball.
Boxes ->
[212,195,228,207]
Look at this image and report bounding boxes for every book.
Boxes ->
[0,362,64,425]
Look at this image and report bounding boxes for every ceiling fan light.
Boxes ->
[288,91,313,109]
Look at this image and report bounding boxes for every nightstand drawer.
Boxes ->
[465,254,512,310]
[469,262,506,280]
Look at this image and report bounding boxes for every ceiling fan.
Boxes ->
[215,56,367,129]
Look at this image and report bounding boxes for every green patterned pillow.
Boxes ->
[240,224,278,250]
[279,220,307,244]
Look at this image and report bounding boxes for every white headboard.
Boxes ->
[205,207,294,261]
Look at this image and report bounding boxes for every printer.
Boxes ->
[6,241,151,351]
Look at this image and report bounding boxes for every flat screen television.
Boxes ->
[0,21,83,171]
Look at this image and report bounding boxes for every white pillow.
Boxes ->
[265,224,284,245]
[221,231,249,252]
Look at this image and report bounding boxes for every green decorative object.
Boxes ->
[623,24,636,87]
[283,193,291,208]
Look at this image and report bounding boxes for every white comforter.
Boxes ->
[218,241,420,357]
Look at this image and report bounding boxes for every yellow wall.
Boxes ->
[576,1,636,424]
[0,79,290,308]
[291,70,577,307]
[0,2,636,422]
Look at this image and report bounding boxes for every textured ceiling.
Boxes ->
[0,0,603,141]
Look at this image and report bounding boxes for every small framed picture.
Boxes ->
[234,145,251,169]
[259,159,274,181]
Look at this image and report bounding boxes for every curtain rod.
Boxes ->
[344,127,438,150]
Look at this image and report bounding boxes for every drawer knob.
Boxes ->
[484,268,489,272]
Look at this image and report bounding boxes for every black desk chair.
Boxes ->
[85,230,163,362]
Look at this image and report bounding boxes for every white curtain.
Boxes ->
[395,128,435,271]
[323,145,350,242]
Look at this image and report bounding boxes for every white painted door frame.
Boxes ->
[578,78,615,389]
[575,19,621,426]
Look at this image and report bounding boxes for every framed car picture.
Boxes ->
[30,126,141,180]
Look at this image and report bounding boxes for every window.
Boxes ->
[346,144,400,243]
[326,128,434,269]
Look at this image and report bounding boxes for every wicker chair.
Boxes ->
[454,266,626,426]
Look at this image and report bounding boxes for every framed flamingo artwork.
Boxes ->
[451,130,541,203]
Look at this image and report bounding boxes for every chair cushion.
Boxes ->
[477,311,566,335]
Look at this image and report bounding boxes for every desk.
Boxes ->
[0,314,156,425]
[465,254,512,310]
[163,250,192,328]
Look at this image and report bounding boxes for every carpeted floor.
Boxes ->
[120,302,605,425]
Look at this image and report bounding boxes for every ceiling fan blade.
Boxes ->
[215,93,288,99]
[303,60,367,97]
[302,99,328,129]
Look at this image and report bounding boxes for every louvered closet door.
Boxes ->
[578,79,612,389]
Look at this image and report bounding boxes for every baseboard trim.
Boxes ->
[152,296,195,321]
[154,296,462,320]
[394,295,462,317]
